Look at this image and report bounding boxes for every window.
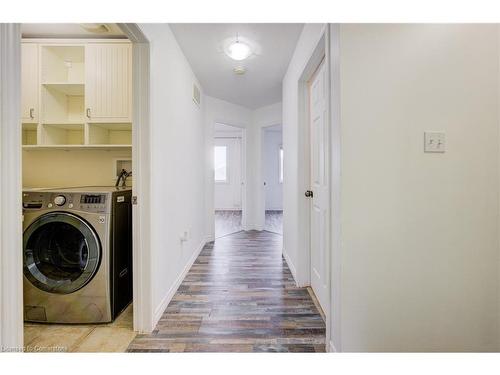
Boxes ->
[279,145,284,183]
[214,146,228,182]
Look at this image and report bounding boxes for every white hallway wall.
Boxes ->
[138,24,208,328]
[284,23,500,352]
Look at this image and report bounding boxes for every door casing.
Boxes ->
[295,25,334,351]
[117,23,152,334]
[210,122,247,238]
[0,23,23,352]
[307,58,330,314]
[0,23,153,352]
[258,124,283,230]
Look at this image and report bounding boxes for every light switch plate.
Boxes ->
[424,131,445,153]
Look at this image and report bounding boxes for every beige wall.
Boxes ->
[23,149,132,188]
[338,24,499,351]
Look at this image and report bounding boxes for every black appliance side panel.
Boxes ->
[110,190,133,319]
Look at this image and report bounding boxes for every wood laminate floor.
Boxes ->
[128,230,325,352]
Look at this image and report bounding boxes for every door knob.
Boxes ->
[305,190,313,198]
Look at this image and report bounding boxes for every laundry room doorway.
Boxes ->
[0,23,152,352]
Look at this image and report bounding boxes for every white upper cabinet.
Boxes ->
[21,39,132,149]
[21,43,39,123]
[85,43,132,123]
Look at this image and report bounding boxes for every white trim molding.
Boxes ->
[328,23,342,353]
[293,24,335,349]
[282,248,299,286]
[328,340,337,353]
[152,238,207,325]
[117,23,153,334]
[0,23,23,352]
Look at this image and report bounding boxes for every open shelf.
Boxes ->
[41,123,84,146]
[22,124,38,145]
[41,45,85,84]
[23,144,132,151]
[22,41,132,152]
[41,84,84,124]
[42,83,84,96]
[88,123,132,146]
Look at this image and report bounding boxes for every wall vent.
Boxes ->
[193,84,201,106]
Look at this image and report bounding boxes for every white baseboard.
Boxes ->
[152,237,207,326]
[282,248,298,286]
[328,340,337,352]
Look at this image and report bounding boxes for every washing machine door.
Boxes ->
[23,212,101,294]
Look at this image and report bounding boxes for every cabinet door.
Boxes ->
[21,43,39,123]
[85,43,132,123]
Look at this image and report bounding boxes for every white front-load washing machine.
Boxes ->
[22,186,132,324]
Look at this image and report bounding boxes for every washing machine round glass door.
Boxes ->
[23,212,101,294]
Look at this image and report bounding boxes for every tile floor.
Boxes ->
[23,304,135,352]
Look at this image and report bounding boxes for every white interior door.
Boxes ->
[308,59,329,312]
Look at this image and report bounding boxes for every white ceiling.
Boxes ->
[170,24,303,109]
[21,24,127,39]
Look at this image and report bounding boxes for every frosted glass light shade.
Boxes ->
[227,41,251,61]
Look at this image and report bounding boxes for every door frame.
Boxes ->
[0,23,153,352]
[258,123,283,231]
[211,122,247,237]
[306,56,329,316]
[295,25,340,352]
[0,23,23,351]
[117,23,153,333]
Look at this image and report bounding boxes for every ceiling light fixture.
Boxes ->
[226,34,251,61]
[233,66,246,75]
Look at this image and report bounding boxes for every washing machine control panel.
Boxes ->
[54,195,66,206]
[23,192,109,214]
[79,194,107,213]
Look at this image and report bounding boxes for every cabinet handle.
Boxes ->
[29,108,34,119]
[86,108,91,118]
